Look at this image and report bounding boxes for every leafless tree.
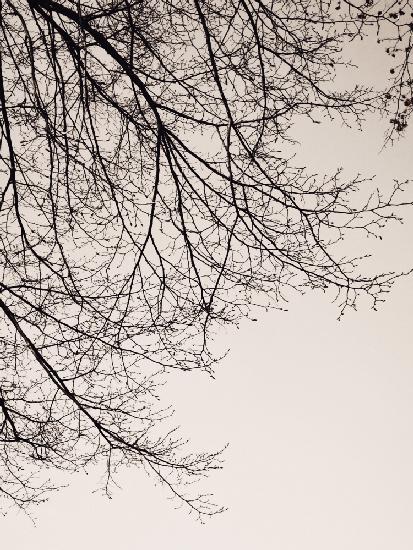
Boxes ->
[0,0,412,518]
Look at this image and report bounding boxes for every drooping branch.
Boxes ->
[0,0,412,516]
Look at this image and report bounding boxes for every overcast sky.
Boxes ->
[2,35,413,550]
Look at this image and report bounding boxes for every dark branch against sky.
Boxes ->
[0,0,412,518]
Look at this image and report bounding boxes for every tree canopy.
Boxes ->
[0,0,412,518]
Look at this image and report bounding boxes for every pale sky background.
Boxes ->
[1,33,413,550]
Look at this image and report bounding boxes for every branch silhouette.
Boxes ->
[0,0,412,517]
